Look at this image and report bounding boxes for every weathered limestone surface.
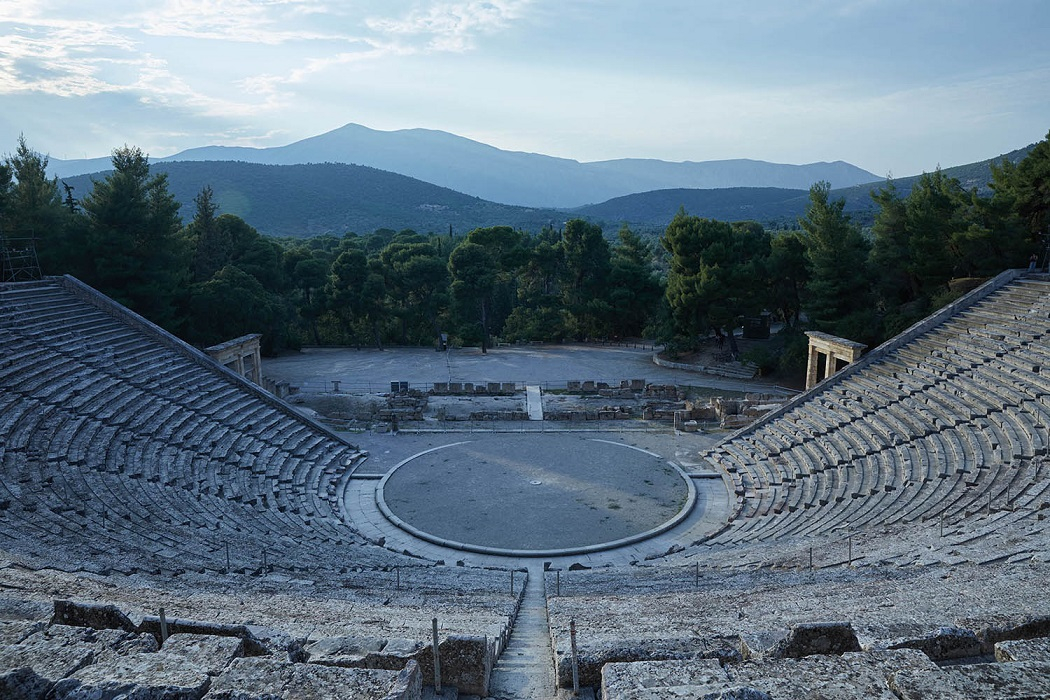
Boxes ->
[305,636,425,669]
[961,614,1050,652]
[303,632,490,694]
[601,649,938,700]
[0,620,45,646]
[554,635,738,688]
[996,636,1050,662]
[50,652,211,699]
[548,561,1050,687]
[139,616,268,656]
[889,660,1050,699]
[284,661,421,700]
[763,622,860,659]
[0,623,158,697]
[412,634,493,697]
[0,666,54,700]
[52,599,136,632]
[205,655,422,700]
[203,655,293,699]
[601,658,728,699]
[161,633,244,676]
[885,626,983,661]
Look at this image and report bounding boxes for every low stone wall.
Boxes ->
[431,382,517,395]
[33,599,496,697]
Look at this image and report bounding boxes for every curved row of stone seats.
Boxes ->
[0,563,521,698]
[0,277,422,577]
[0,276,524,695]
[545,531,1050,690]
[600,650,1050,699]
[700,273,1050,549]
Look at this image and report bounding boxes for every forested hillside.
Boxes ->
[576,144,1038,232]
[61,161,565,237]
[2,132,1046,384]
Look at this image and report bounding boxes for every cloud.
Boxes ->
[135,0,351,44]
[365,0,532,52]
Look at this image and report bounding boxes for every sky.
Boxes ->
[1,0,1048,178]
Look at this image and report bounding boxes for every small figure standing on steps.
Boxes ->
[1030,253,1039,271]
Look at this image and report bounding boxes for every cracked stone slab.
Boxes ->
[600,649,937,700]
[306,636,425,670]
[889,660,1050,699]
[160,633,244,676]
[50,652,211,700]
[995,636,1050,662]
[207,655,423,700]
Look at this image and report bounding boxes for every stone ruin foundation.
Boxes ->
[288,379,788,431]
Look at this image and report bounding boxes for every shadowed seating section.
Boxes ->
[0,276,517,698]
[0,277,394,575]
[699,273,1050,547]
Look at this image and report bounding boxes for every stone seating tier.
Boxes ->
[545,558,1050,690]
[0,279,423,577]
[700,276,1050,549]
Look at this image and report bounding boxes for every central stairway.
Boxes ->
[486,566,557,699]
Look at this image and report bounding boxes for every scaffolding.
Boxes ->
[0,229,42,282]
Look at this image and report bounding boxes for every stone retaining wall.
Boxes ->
[0,599,509,698]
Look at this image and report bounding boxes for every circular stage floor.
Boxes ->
[376,434,693,554]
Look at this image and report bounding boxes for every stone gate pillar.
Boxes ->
[205,333,264,386]
[804,331,866,390]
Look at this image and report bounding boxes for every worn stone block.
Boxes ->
[0,621,46,646]
[889,660,1050,699]
[995,636,1050,662]
[726,649,935,700]
[887,626,982,661]
[769,621,861,659]
[0,665,53,700]
[137,617,267,656]
[0,642,94,697]
[285,660,421,700]
[50,652,210,700]
[51,601,135,633]
[964,614,1050,651]
[205,656,293,699]
[305,636,386,668]
[601,658,727,699]
[413,635,491,697]
[738,630,786,661]
[600,650,935,699]
[161,633,243,675]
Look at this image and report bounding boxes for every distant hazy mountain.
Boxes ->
[48,122,882,208]
[574,143,1036,231]
[54,142,1034,239]
[59,161,567,238]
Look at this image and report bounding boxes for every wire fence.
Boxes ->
[291,379,675,395]
[391,419,682,435]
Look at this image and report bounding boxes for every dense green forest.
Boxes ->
[1,133,1047,378]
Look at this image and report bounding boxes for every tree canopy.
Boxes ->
[5,130,1047,382]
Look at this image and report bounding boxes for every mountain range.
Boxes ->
[50,124,1034,238]
[49,122,881,209]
